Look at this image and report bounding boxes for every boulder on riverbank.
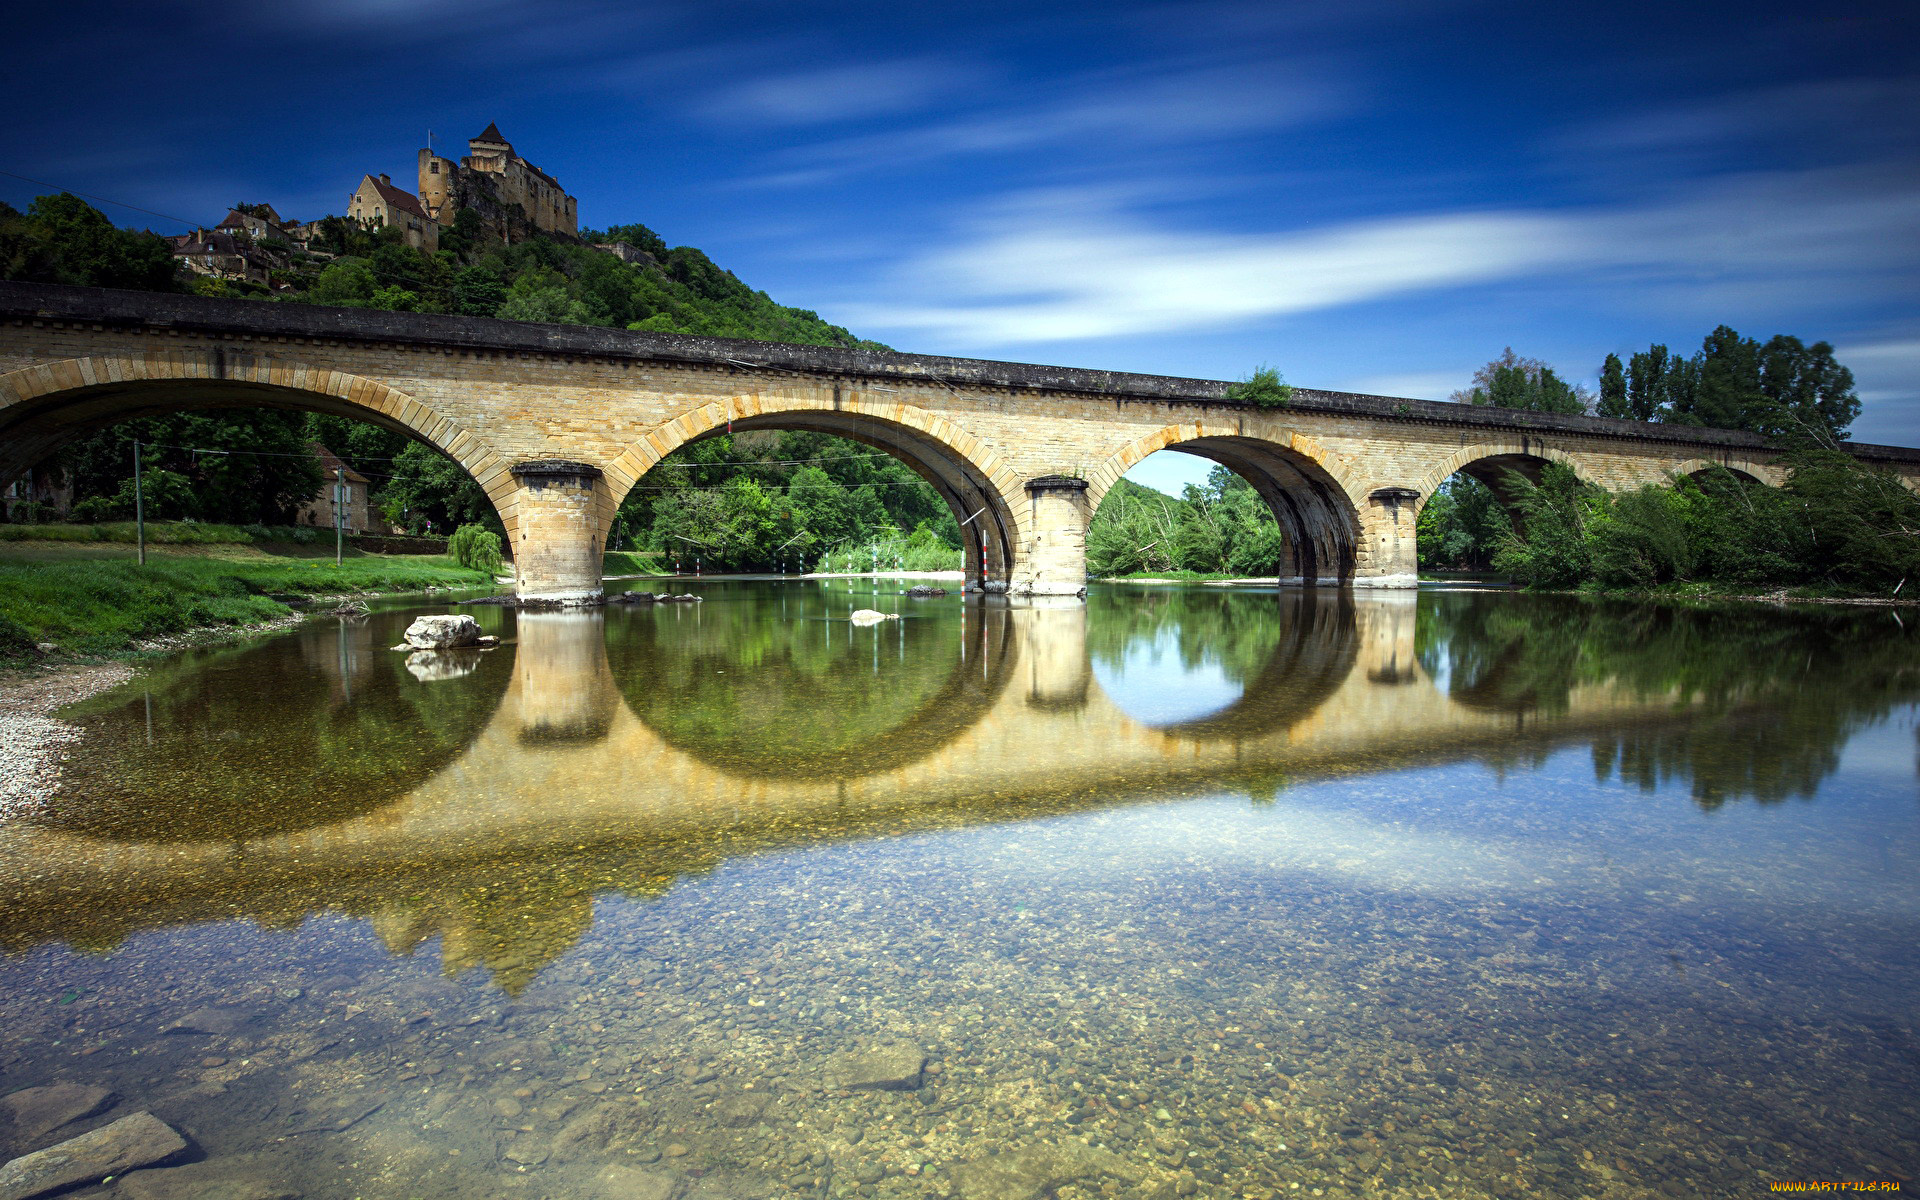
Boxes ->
[397,615,482,650]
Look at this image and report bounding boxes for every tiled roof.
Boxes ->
[360,175,429,221]
[472,121,508,145]
[309,443,370,484]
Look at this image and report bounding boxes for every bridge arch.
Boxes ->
[1085,423,1364,584]
[0,350,517,534]
[605,392,1026,589]
[1668,457,1779,488]
[1412,441,1602,514]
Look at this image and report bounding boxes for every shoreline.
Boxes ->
[0,659,136,819]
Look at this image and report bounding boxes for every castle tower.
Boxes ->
[468,122,512,166]
[417,147,457,224]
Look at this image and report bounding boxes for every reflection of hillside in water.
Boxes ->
[34,615,514,843]
[606,588,1015,779]
[3,585,1917,991]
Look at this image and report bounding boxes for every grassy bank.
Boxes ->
[0,540,493,659]
[603,550,672,577]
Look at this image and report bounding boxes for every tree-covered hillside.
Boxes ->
[1,194,956,567]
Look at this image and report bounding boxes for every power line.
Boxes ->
[0,170,199,229]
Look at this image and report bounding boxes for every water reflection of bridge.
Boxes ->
[0,591,1886,988]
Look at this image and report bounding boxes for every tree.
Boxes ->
[1597,353,1628,419]
[1755,335,1859,443]
[1612,329,1859,439]
[309,258,378,306]
[1622,345,1678,423]
[1416,475,1512,571]
[0,194,179,291]
[56,411,321,524]
[379,442,500,536]
[1453,349,1589,414]
[1674,325,1764,430]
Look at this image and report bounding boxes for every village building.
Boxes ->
[347,174,438,252]
[214,205,292,242]
[418,123,577,243]
[2,463,72,522]
[296,444,377,534]
[170,228,274,287]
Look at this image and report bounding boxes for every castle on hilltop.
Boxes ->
[347,123,578,253]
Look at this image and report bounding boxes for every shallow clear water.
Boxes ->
[0,582,1915,1199]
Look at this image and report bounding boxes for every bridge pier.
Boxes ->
[509,461,606,605]
[1012,475,1091,597]
[1351,487,1422,589]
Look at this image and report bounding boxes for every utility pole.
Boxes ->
[334,466,345,567]
[133,439,146,566]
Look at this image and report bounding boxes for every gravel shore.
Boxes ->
[0,661,136,820]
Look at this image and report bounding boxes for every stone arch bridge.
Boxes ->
[4,281,1916,600]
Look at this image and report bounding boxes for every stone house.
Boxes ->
[297,444,376,534]
[347,174,439,252]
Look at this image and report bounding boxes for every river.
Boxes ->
[0,581,1914,1199]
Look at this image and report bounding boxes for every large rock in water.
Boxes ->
[848,609,899,626]
[825,1041,924,1091]
[399,614,481,650]
[945,1140,1135,1200]
[0,1084,112,1144]
[0,1111,185,1200]
[117,1159,298,1200]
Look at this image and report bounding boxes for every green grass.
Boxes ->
[0,553,492,659]
[603,550,671,577]
[0,520,256,544]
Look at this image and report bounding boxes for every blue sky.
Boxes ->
[3,0,1916,493]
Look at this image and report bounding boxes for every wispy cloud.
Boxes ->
[838,164,1920,345]
[841,191,1564,343]
[699,59,980,126]
[738,60,1353,185]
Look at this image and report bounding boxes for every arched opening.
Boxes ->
[1414,449,1594,578]
[1086,433,1359,584]
[605,400,1021,590]
[0,357,510,560]
[0,358,511,544]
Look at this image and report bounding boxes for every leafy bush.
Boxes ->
[448,524,505,576]
[1225,365,1293,409]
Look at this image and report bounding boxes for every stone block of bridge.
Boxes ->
[509,460,604,604]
